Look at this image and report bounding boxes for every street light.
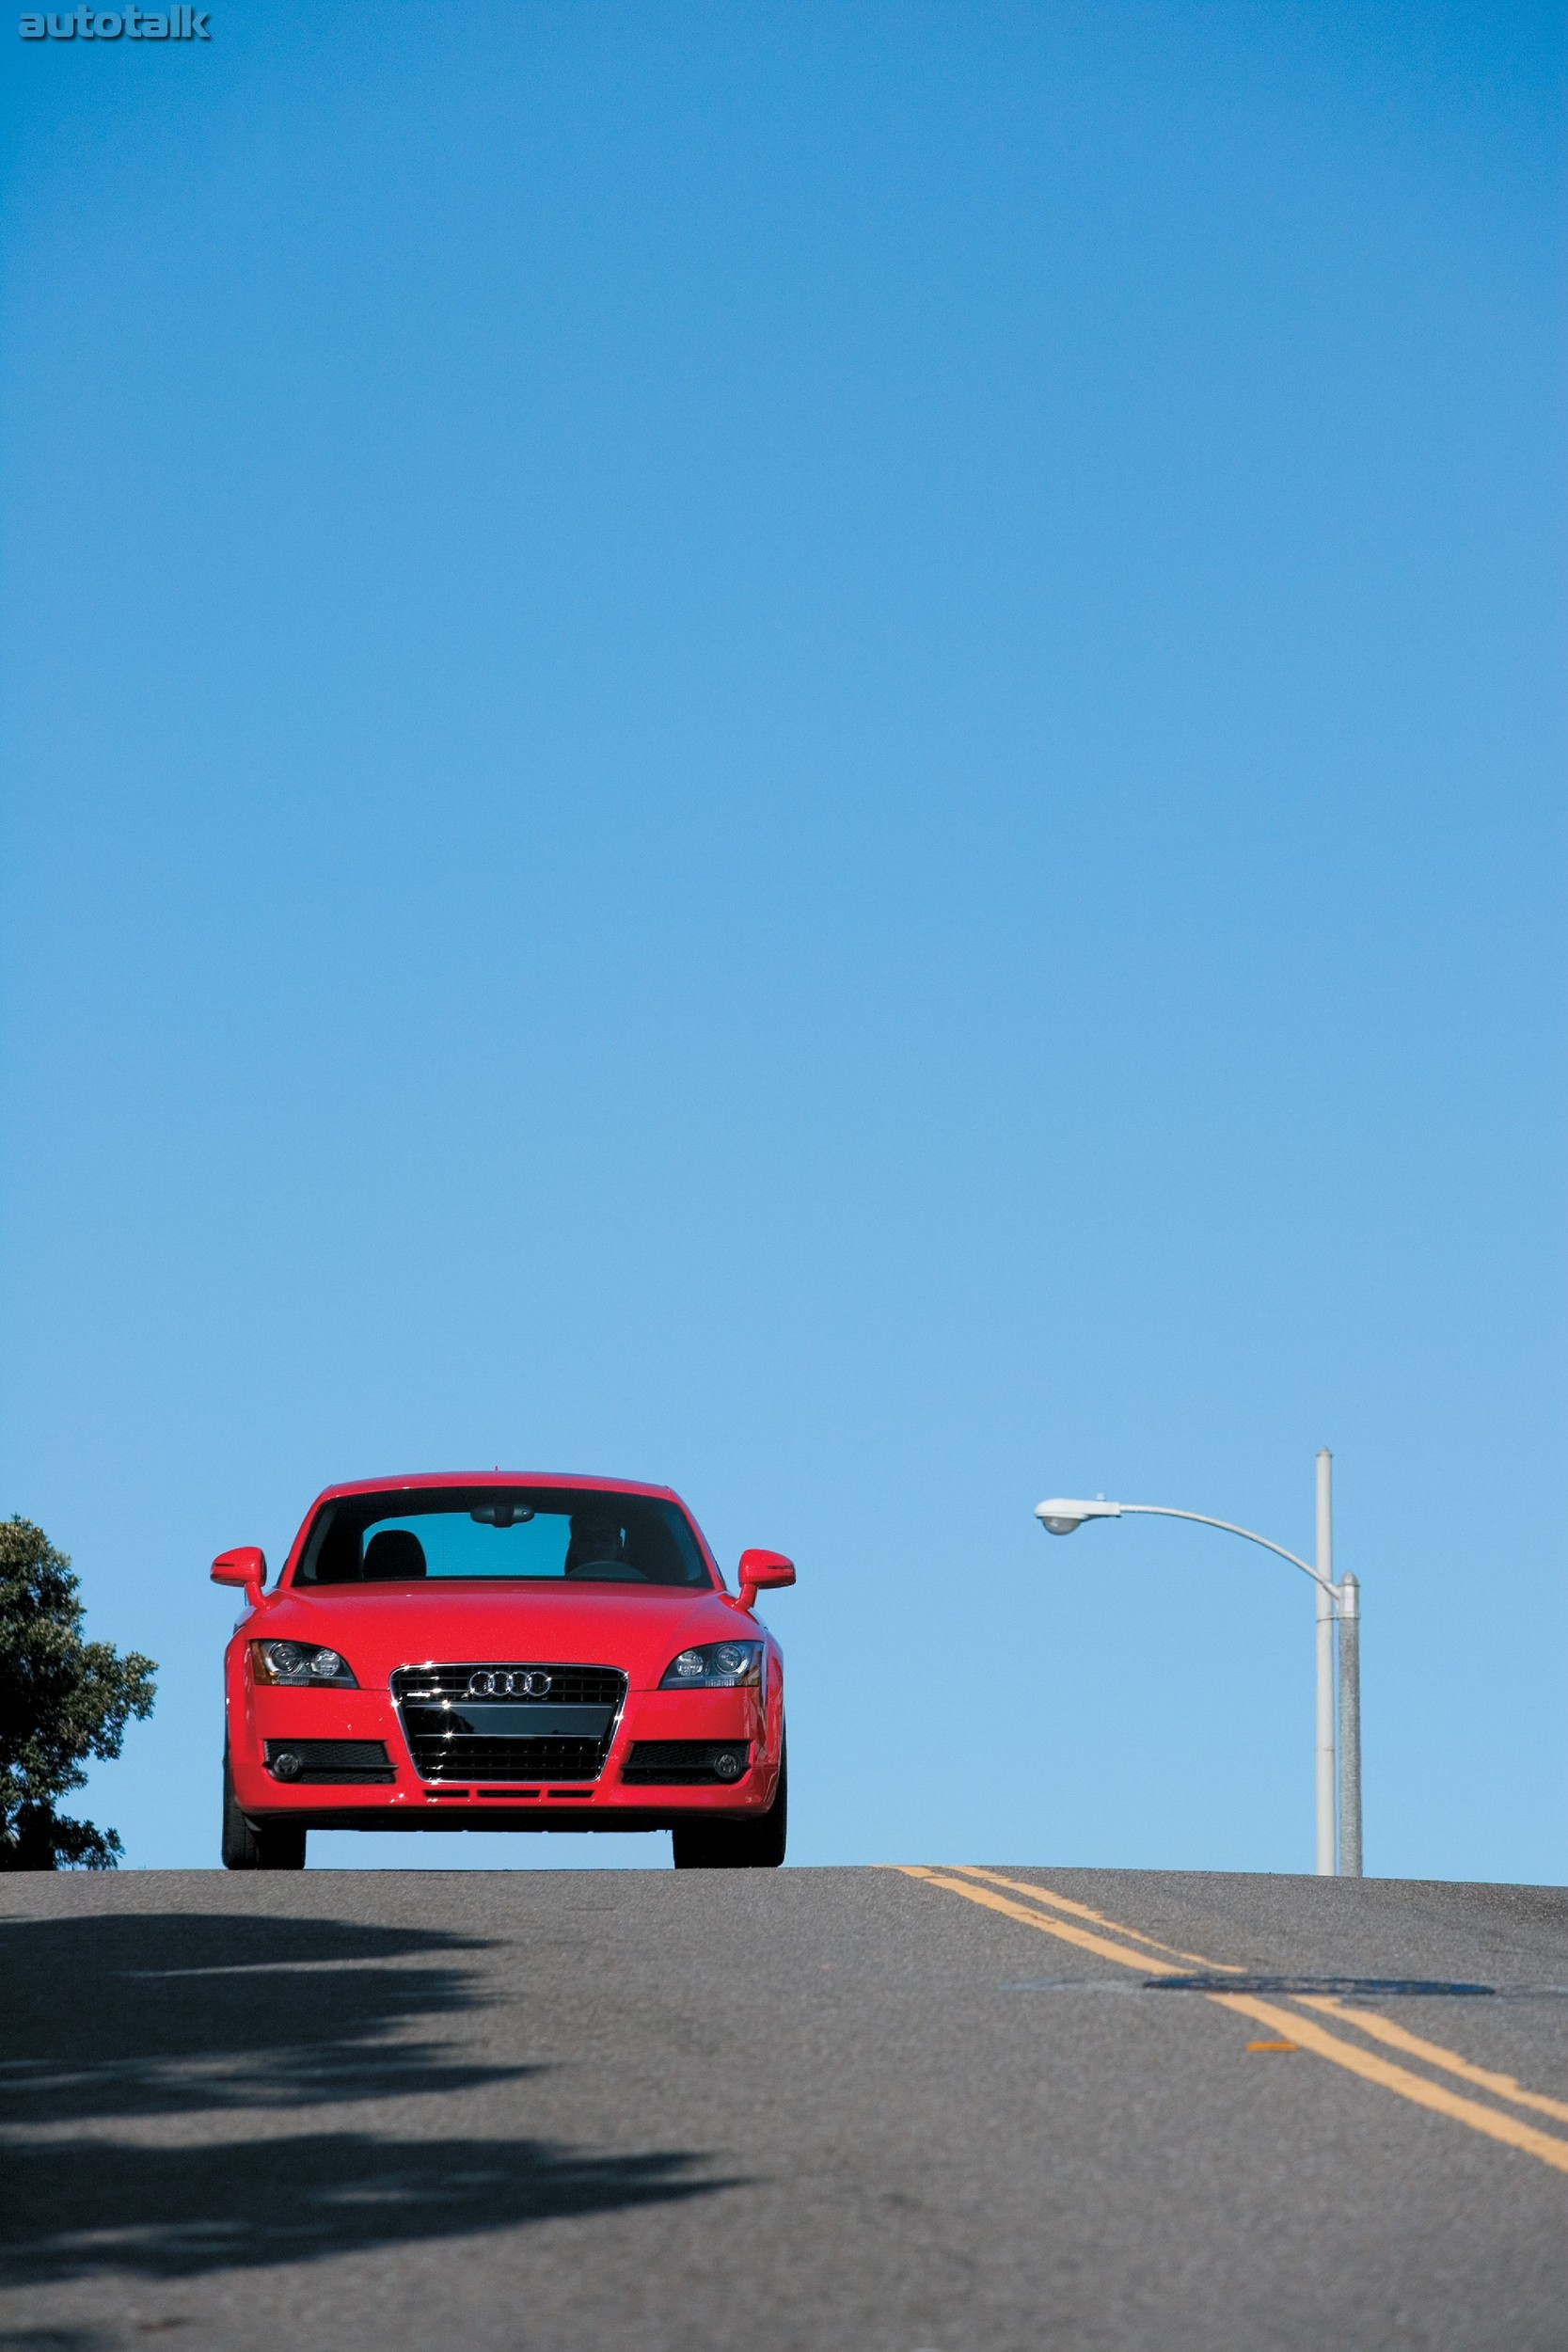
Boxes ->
[1034,1450,1362,1877]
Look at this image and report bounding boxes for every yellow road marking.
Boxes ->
[1207,1992,1568,2175]
[949,1866,1243,1971]
[1298,1996,1568,2127]
[900,1867,1188,1977]
[895,1866,1568,2178]
[940,1871,1568,2116]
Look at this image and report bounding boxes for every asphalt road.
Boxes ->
[3,1864,1565,2352]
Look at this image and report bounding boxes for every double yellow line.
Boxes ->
[898,1865,1568,2177]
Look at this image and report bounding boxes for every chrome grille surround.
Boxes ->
[391,1661,628,1784]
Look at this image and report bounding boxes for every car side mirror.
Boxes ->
[736,1548,795,1613]
[212,1547,266,1611]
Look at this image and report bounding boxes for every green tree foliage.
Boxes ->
[0,1517,156,1869]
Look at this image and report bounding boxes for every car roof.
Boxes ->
[277,1470,716,1585]
[309,1471,686,1505]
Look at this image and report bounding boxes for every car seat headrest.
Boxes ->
[363,1528,428,1579]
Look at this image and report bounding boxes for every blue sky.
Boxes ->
[2,1,1561,1879]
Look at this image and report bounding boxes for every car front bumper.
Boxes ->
[227,1679,782,1828]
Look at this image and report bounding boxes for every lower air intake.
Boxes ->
[621,1740,752,1786]
[263,1740,395,1784]
[409,1737,605,1783]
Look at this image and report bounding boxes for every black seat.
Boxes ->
[362,1529,427,1579]
[563,1512,627,1576]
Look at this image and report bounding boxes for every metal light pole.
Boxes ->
[1315,1449,1336,1875]
[1338,1568,1362,1876]
[1035,1453,1363,1876]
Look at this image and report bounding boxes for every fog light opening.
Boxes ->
[713,1749,744,1782]
[271,1750,302,1780]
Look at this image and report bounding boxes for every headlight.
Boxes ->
[659,1640,762,1689]
[251,1641,358,1688]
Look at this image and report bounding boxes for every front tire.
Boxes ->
[672,1741,786,1869]
[222,1754,307,1871]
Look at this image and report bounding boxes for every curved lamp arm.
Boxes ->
[1119,1505,1332,1595]
[1034,1497,1336,1597]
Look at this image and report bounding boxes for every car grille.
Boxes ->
[413,1737,606,1782]
[621,1740,752,1786]
[263,1740,395,1784]
[391,1662,626,1784]
[392,1663,626,1707]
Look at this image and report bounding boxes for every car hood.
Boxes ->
[247,1582,752,1692]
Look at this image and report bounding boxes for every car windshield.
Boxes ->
[294,1487,713,1589]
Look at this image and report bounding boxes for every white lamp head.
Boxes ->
[1034,1498,1123,1536]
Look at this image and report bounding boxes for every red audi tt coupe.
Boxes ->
[214,1472,794,1870]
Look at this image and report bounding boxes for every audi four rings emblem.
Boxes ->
[467,1668,553,1698]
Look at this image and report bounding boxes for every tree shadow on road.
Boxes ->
[0,2130,731,2285]
[0,1911,738,2286]
[0,2333,111,2352]
[0,1911,522,2122]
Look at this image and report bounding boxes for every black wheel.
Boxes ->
[672,1741,786,1869]
[222,1754,307,1871]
